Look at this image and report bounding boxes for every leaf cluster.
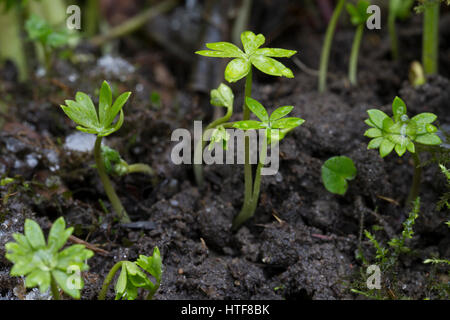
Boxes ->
[60,81,131,137]
[115,247,163,300]
[196,31,296,82]
[232,97,304,144]
[4,217,93,299]
[364,96,441,157]
[25,14,71,49]
[346,0,371,26]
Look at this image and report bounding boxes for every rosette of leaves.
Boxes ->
[196,31,296,82]
[60,81,130,138]
[364,96,441,158]
[4,217,94,299]
[232,97,305,143]
[99,247,163,300]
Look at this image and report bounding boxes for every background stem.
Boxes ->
[388,3,399,60]
[98,261,123,300]
[94,137,130,223]
[318,0,346,93]
[349,24,364,85]
[422,0,440,75]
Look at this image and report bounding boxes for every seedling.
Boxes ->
[98,247,162,300]
[318,0,346,93]
[364,96,442,205]
[195,31,297,228]
[352,198,420,299]
[346,0,370,85]
[25,14,71,74]
[388,0,415,60]
[230,97,304,228]
[193,83,234,187]
[4,217,94,299]
[321,156,357,195]
[60,81,132,223]
[101,145,157,186]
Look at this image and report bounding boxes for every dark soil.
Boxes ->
[0,4,449,300]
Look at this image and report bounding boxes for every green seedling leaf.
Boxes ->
[196,30,297,83]
[114,247,163,300]
[60,81,131,137]
[321,156,357,195]
[209,126,230,151]
[233,98,304,144]
[5,217,93,299]
[364,96,442,158]
[346,0,371,26]
[246,97,269,122]
[210,83,234,109]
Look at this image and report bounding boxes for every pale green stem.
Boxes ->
[233,130,268,229]
[349,24,364,85]
[194,104,233,188]
[98,261,123,300]
[388,7,399,60]
[422,0,440,75]
[407,152,422,207]
[127,163,158,186]
[94,137,131,223]
[318,0,346,93]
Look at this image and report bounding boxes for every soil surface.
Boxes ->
[0,4,449,300]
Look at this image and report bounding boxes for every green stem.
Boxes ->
[98,261,123,300]
[90,0,179,47]
[145,279,161,300]
[94,137,131,223]
[0,8,28,82]
[50,276,61,300]
[233,130,268,229]
[388,4,399,60]
[127,163,158,186]
[407,152,422,207]
[422,0,440,75]
[349,24,364,85]
[240,69,254,221]
[194,105,233,188]
[318,0,346,93]
[85,0,100,37]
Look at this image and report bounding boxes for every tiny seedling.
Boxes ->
[101,145,157,186]
[352,198,420,299]
[193,83,234,188]
[4,217,94,299]
[364,96,442,205]
[436,164,450,210]
[230,97,304,228]
[195,31,297,228]
[318,0,347,93]
[98,247,162,300]
[60,81,132,223]
[321,156,357,195]
[346,0,371,85]
[25,14,71,73]
[388,0,415,60]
